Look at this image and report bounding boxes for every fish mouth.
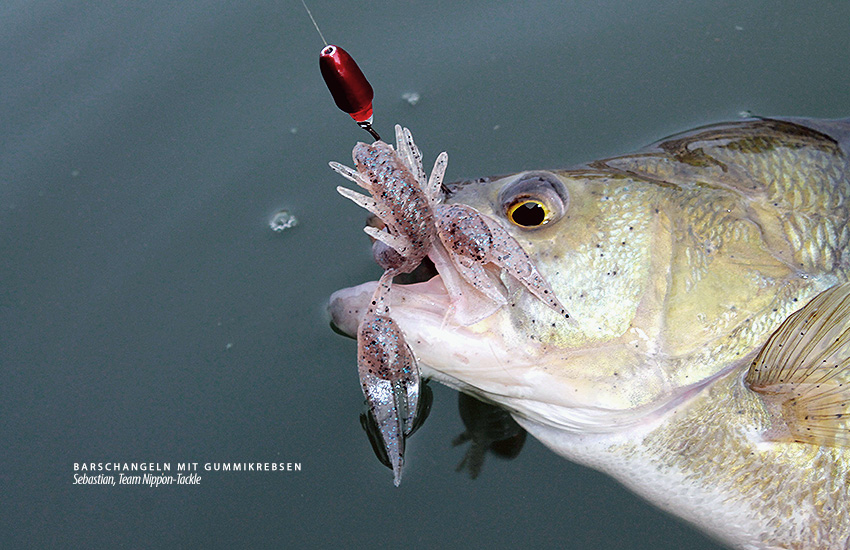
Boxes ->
[327,239,522,390]
[328,272,520,401]
[328,272,451,340]
[329,255,584,420]
[328,267,724,437]
[329,215,450,337]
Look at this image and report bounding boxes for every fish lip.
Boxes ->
[328,267,575,418]
[327,274,452,339]
[329,273,500,396]
[329,271,532,404]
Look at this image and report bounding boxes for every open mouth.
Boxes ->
[328,214,446,338]
[329,206,511,339]
[365,213,439,285]
[328,272,452,340]
[392,255,438,286]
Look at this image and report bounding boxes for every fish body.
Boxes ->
[329,117,850,549]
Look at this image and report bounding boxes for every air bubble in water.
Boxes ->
[270,209,298,232]
[402,92,420,106]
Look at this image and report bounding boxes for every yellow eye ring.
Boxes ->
[506,198,550,227]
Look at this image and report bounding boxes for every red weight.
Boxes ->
[319,45,374,123]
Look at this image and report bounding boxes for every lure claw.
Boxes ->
[356,274,421,485]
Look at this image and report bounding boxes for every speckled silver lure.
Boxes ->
[356,272,419,486]
[331,125,570,484]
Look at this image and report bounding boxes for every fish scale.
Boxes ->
[626,370,849,548]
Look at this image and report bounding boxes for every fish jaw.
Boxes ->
[329,275,682,435]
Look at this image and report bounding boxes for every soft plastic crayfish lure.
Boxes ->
[331,126,570,485]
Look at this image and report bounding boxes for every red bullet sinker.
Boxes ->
[319,45,374,124]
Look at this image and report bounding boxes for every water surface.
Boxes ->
[3,1,849,548]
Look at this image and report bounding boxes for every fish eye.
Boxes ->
[498,171,567,229]
[506,198,549,227]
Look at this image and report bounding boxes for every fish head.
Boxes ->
[330,119,843,437]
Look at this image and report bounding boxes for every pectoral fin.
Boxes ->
[746,282,850,447]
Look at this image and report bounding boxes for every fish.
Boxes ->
[328,116,850,549]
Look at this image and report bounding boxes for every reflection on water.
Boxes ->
[453,393,527,479]
[361,387,527,482]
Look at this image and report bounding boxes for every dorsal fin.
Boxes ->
[746,282,850,447]
[590,118,843,201]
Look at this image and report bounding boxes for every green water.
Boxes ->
[3,1,848,548]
